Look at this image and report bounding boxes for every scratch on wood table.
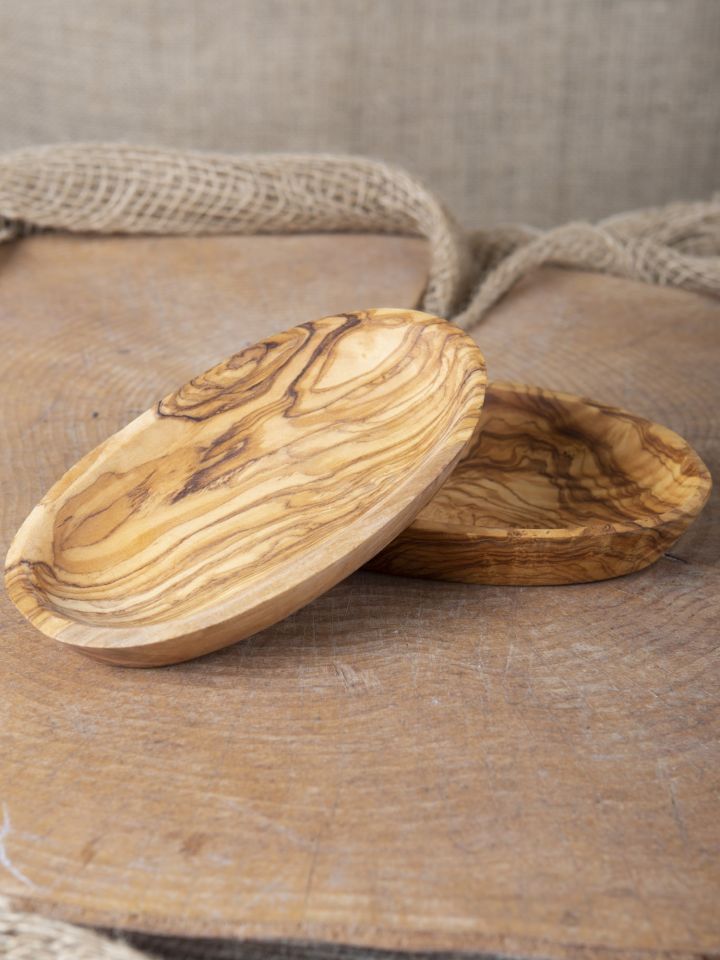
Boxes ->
[0,804,36,889]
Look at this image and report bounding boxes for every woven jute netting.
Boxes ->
[0,143,719,960]
[1,143,719,330]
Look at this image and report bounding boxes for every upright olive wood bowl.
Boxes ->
[369,381,711,585]
[4,309,486,666]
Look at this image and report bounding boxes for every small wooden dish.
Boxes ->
[5,309,486,666]
[369,381,712,585]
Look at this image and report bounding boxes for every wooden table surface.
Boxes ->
[0,233,717,960]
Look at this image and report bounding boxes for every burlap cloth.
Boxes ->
[1,143,719,959]
[1,144,719,332]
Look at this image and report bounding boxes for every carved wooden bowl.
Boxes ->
[369,381,712,585]
[5,309,486,666]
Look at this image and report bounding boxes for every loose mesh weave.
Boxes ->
[1,143,719,330]
[1,144,719,960]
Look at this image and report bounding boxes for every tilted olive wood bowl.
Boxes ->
[5,309,486,666]
[369,381,711,585]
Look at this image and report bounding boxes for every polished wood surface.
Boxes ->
[5,307,485,666]
[0,235,718,960]
[371,380,711,584]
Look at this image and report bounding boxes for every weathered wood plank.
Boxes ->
[0,236,717,959]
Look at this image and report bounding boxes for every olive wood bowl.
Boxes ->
[369,381,711,585]
[5,309,486,666]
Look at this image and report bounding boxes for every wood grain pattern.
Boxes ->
[370,381,711,585]
[0,236,718,960]
[5,307,486,666]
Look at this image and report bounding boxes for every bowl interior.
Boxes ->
[417,382,707,533]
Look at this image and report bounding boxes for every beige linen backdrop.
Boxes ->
[0,0,718,228]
